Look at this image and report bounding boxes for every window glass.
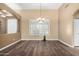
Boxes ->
[7,18,17,34]
[30,19,49,36]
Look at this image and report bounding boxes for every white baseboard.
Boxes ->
[48,39,58,40]
[0,39,74,51]
[21,39,42,40]
[21,39,74,48]
[59,40,74,48]
[21,39,58,40]
[0,40,21,51]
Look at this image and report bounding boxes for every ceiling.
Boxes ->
[5,3,63,10]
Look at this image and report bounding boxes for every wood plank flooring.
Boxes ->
[0,40,79,56]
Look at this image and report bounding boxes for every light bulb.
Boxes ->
[42,18,45,21]
[37,17,41,21]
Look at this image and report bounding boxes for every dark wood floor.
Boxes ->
[0,40,79,56]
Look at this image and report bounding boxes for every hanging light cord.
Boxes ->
[40,3,41,18]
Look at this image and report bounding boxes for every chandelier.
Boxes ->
[36,3,45,23]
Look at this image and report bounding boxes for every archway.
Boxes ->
[73,10,79,47]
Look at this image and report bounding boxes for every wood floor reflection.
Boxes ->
[0,40,79,56]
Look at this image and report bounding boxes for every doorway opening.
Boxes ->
[73,10,79,47]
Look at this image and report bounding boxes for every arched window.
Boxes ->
[30,18,50,36]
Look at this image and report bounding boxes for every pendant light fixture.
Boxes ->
[36,3,45,23]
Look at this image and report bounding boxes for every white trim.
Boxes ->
[48,39,58,40]
[0,39,74,51]
[0,40,21,51]
[21,39,43,40]
[59,40,74,48]
[21,39,58,40]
